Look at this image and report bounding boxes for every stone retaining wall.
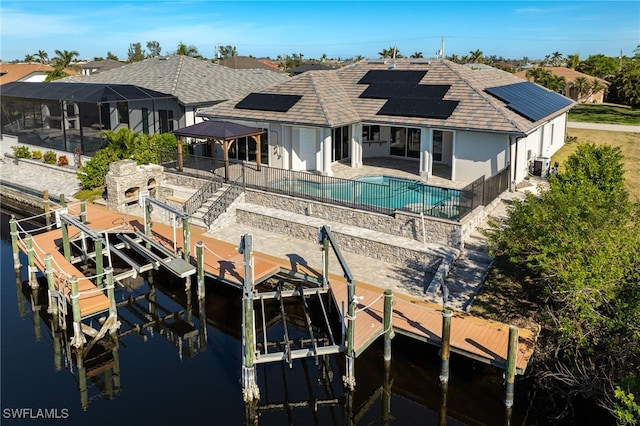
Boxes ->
[236,207,444,271]
[245,189,484,249]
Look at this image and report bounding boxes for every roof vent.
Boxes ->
[368,59,387,64]
[388,62,396,69]
[158,56,169,61]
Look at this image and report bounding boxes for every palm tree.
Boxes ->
[589,78,608,101]
[572,76,591,102]
[35,50,49,64]
[23,54,36,63]
[410,52,423,59]
[468,49,484,63]
[550,51,563,66]
[447,54,460,64]
[217,45,237,59]
[566,53,580,69]
[52,49,80,69]
[378,46,401,58]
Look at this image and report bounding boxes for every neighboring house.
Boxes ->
[289,62,335,76]
[1,55,288,157]
[198,58,576,187]
[515,67,609,104]
[0,63,79,84]
[61,55,290,128]
[80,59,125,75]
[1,81,178,155]
[217,56,285,73]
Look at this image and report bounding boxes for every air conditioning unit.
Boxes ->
[532,157,550,177]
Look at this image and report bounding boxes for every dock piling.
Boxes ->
[80,201,87,224]
[25,234,37,288]
[343,279,356,391]
[383,289,394,362]
[43,190,51,230]
[45,254,58,315]
[105,267,116,315]
[504,325,519,408]
[182,217,190,262]
[240,234,260,401]
[10,215,21,270]
[196,241,205,300]
[70,275,86,348]
[95,238,104,289]
[439,307,453,385]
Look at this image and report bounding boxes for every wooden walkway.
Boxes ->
[21,202,536,373]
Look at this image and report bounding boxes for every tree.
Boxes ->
[572,76,591,102]
[468,49,484,63]
[526,67,567,93]
[578,53,619,79]
[410,51,423,59]
[106,51,119,61]
[486,143,640,424]
[217,45,237,59]
[35,50,49,64]
[23,54,35,63]
[44,67,70,82]
[146,40,162,57]
[175,42,200,58]
[550,51,563,66]
[610,51,640,106]
[78,128,178,189]
[52,49,80,69]
[566,53,580,69]
[127,42,146,63]
[378,46,402,58]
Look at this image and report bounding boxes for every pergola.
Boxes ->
[172,120,265,180]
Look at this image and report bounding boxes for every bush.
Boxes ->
[43,150,57,164]
[11,145,31,159]
[31,150,43,160]
[57,155,69,167]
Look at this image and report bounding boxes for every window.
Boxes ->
[433,130,443,162]
[362,125,380,141]
[159,109,173,133]
[407,128,421,158]
[391,127,421,158]
[332,125,349,162]
[117,102,129,125]
[142,108,149,134]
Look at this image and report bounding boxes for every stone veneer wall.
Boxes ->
[104,160,164,212]
[244,189,484,249]
[236,207,446,271]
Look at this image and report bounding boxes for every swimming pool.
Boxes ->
[272,175,459,214]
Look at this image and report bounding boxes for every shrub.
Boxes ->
[31,150,43,160]
[57,155,69,167]
[11,145,31,159]
[43,150,57,164]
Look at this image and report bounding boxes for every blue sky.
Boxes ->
[1,1,638,62]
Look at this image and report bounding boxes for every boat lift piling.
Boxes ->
[240,234,260,402]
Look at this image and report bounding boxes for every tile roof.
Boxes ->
[0,63,79,84]
[217,56,285,73]
[199,59,576,135]
[80,59,125,73]
[59,55,289,107]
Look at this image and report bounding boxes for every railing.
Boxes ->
[162,153,509,222]
[483,167,510,206]
[183,176,224,216]
[202,172,245,226]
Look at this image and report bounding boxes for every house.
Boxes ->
[216,56,284,73]
[80,59,125,75]
[1,55,289,156]
[289,62,335,76]
[0,62,79,85]
[61,55,289,127]
[515,67,609,104]
[197,58,576,188]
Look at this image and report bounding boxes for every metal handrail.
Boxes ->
[183,175,223,216]
[203,173,244,226]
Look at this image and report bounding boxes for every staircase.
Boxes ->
[189,184,233,230]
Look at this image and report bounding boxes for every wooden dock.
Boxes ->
[19,201,537,374]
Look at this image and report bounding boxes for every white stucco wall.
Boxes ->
[454,131,510,183]
[292,127,319,171]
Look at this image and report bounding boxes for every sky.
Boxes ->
[1,0,638,62]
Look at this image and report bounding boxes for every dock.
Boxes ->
[13,198,537,407]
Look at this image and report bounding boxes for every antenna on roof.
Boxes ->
[436,37,445,60]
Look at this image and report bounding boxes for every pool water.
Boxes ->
[274,175,458,212]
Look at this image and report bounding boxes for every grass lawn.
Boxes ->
[568,104,640,125]
[553,129,640,202]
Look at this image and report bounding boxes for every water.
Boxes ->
[273,176,457,212]
[0,206,532,425]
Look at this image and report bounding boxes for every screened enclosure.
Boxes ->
[1,82,179,155]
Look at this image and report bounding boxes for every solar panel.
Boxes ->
[235,93,302,112]
[357,70,427,85]
[360,83,450,100]
[377,98,459,119]
[485,82,573,122]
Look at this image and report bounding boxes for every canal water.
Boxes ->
[0,207,533,425]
